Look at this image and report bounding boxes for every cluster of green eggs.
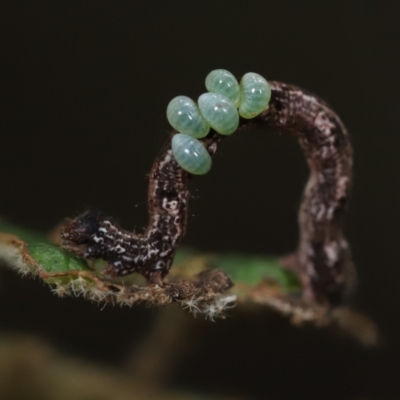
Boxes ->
[167,69,271,175]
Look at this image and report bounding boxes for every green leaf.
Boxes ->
[26,242,90,273]
[210,254,302,293]
[173,247,200,265]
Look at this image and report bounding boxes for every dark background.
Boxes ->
[1,1,399,399]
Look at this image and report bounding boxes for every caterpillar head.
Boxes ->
[61,210,108,245]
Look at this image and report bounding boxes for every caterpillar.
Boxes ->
[61,69,354,306]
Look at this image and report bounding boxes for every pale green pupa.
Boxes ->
[171,133,212,175]
[239,72,271,119]
[167,96,210,139]
[197,92,239,136]
[205,69,241,107]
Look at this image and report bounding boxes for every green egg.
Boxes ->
[239,72,271,119]
[197,93,239,136]
[205,69,241,107]
[167,96,210,138]
[171,133,212,175]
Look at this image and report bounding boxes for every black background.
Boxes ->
[1,1,399,399]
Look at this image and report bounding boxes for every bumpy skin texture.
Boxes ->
[62,135,221,286]
[258,83,354,305]
[62,81,354,305]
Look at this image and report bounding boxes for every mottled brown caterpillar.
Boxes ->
[61,81,354,306]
